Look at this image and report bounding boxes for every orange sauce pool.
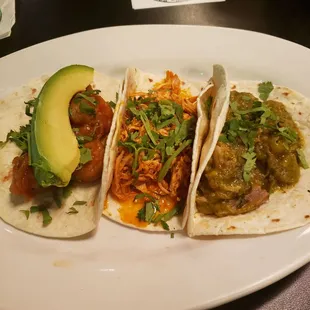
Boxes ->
[117,195,177,228]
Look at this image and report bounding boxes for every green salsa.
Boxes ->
[196,89,307,217]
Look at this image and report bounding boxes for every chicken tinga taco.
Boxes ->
[188,79,310,236]
[101,66,227,231]
[0,65,120,237]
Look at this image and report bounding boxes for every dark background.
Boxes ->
[1,0,310,309]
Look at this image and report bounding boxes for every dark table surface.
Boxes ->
[1,0,310,309]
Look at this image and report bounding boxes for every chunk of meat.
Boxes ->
[69,88,113,140]
[268,152,300,186]
[197,186,269,217]
[94,95,113,138]
[73,140,105,183]
[69,98,95,126]
[169,154,191,198]
[10,153,38,199]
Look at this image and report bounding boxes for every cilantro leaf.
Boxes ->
[258,82,274,101]
[20,210,30,220]
[66,207,79,214]
[156,118,176,130]
[25,98,38,117]
[79,102,96,115]
[79,147,92,165]
[76,135,93,145]
[63,184,73,199]
[161,221,170,231]
[53,190,62,208]
[42,209,52,226]
[297,149,309,169]
[159,100,175,120]
[242,152,256,182]
[30,205,52,226]
[277,126,297,143]
[154,205,181,223]
[145,202,157,222]
[1,124,31,152]
[158,139,192,181]
[73,201,87,206]
[137,207,146,221]
[74,90,100,105]
[218,134,229,143]
[108,101,116,109]
[140,111,157,145]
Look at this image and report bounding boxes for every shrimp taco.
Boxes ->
[0,65,120,238]
[101,65,227,231]
[188,78,310,236]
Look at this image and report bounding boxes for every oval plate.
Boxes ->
[1,25,310,310]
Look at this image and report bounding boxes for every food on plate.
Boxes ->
[0,65,120,237]
[101,65,227,231]
[188,79,310,236]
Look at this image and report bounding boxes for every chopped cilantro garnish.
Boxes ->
[20,210,30,220]
[74,90,100,106]
[258,82,274,101]
[24,98,37,117]
[108,101,116,109]
[76,135,93,145]
[161,221,170,231]
[53,190,62,208]
[30,205,52,226]
[297,149,309,169]
[158,139,192,181]
[0,123,31,152]
[73,201,87,206]
[42,209,52,226]
[79,102,96,115]
[242,152,256,182]
[63,184,73,199]
[277,126,297,143]
[66,207,79,214]
[79,147,92,165]
[170,233,175,238]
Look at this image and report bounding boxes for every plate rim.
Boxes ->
[1,24,310,310]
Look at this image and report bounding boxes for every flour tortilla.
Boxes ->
[188,80,310,236]
[0,71,120,238]
[101,67,210,231]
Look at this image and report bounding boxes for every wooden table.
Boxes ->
[1,1,310,309]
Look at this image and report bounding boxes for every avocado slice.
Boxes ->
[30,65,94,187]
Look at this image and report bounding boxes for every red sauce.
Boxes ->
[10,153,38,199]
[2,169,12,182]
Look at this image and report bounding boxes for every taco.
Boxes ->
[101,65,226,231]
[0,65,120,238]
[188,78,310,236]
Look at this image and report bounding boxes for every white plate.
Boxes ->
[1,25,310,310]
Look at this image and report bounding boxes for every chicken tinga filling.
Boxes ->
[1,86,114,225]
[196,82,309,217]
[111,71,198,230]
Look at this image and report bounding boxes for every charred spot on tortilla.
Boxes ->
[196,81,308,218]
[271,219,280,223]
[305,215,310,219]
[110,70,198,229]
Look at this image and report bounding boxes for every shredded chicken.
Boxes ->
[111,70,196,204]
